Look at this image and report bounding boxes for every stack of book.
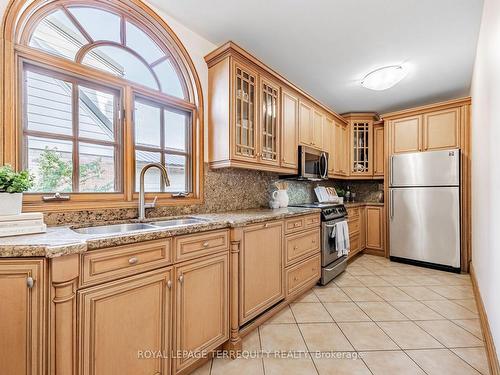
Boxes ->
[0,213,47,237]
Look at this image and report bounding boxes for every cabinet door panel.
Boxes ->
[333,121,348,176]
[373,124,385,176]
[0,260,45,375]
[240,221,284,324]
[259,78,280,166]
[299,101,313,146]
[423,108,460,151]
[391,116,422,154]
[281,90,299,169]
[366,206,383,250]
[174,254,228,373]
[79,269,171,375]
[324,117,335,176]
[312,110,324,149]
[350,121,373,175]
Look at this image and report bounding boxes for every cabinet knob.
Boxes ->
[166,280,172,289]
[293,277,299,281]
[312,239,316,244]
[26,276,34,289]
[202,241,210,247]
[178,274,184,285]
[128,257,138,265]
[293,246,298,251]
[264,223,269,228]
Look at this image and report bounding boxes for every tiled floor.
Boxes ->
[193,254,489,375]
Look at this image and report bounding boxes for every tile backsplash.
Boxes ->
[43,165,383,226]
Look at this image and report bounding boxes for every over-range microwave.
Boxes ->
[297,145,329,180]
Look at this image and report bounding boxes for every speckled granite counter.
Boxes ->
[345,202,384,208]
[0,207,320,258]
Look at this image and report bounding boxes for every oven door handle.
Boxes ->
[325,224,337,228]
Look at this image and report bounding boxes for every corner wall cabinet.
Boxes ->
[383,97,471,271]
[206,42,347,174]
[332,120,349,177]
[373,121,385,177]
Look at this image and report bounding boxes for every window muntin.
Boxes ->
[133,97,191,193]
[23,66,121,193]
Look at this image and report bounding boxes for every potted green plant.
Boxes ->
[0,165,33,215]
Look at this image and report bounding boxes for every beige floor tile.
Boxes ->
[341,287,383,301]
[290,302,333,323]
[416,320,484,348]
[453,299,479,313]
[211,357,264,375]
[370,268,402,276]
[452,319,484,339]
[407,349,481,375]
[380,275,419,286]
[242,329,261,352]
[338,322,398,351]
[390,301,446,320]
[313,286,351,303]
[295,290,321,302]
[299,323,353,352]
[434,275,472,286]
[323,302,371,322]
[263,355,317,375]
[313,355,371,375]
[334,274,364,287]
[428,285,475,299]
[423,300,478,319]
[347,266,375,276]
[355,275,391,286]
[377,321,444,349]
[190,360,211,375]
[406,275,443,285]
[356,301,407,321]
[452,347,490,375]
[259,324,307,352]
[360,351,425,375]
[369,286,414,301]
[399,286,446,300]
[264,305,296,325]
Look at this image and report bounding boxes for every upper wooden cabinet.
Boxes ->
[386,102,463,155]
[324,116,335,176]
[332,121,349,177]
[0,259,45,375]
[205,42,347,174]
[281,90,299,169]
[373,122,385,177]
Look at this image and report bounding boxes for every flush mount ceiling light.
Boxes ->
[361,65,408,91]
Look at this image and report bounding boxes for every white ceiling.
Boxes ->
[149,0,484,114]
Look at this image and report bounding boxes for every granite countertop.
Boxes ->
[344,202,384,208]
[0,207,320,258]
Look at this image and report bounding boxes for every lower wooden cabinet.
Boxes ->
[347,205,385,258]
[78,268,172,375]
[238,221,284,324]
[0,259,45,375]
[366,206,384,251]
[174,254,229,374]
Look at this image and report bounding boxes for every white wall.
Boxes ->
[470,0,500,359]
[0,0,217,161]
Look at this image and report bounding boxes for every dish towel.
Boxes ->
[335,221,350,257]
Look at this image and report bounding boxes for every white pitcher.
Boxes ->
[272,190,289,208]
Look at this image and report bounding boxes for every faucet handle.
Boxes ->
[145,196,158,209]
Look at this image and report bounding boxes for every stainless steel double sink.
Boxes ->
[72,217,208,235]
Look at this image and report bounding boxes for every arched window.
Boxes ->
[1,0,203,210]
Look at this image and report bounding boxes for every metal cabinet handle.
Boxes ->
[27,277,34,289]
[293,276,299,281]
[178,274,184,285]
[166,280,172,289]
[264,223,269,228]
[128,257,138,265]
[202,241,210,247]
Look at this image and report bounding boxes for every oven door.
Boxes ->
[322,219,347,267]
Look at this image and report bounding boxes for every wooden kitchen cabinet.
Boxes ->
[373,122,385,177]
[174,254,229,373]
[390,115,422,154]
[333,120,349,177]
[238,221,284,324]
[281,89,299,169]
[324,116,335,176]
[366,206,384,252]
[299,100,314,147]
[259,76,281,166]
[359,206,366,250]
[423,107,460,151]
[312,109,324,150]
[0,259,45,375]
[78,268,172,375]
[349,119,373,176]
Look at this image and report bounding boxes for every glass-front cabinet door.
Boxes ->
[259,78,280,166]
[351,121,373,175]
[233,63,257,160]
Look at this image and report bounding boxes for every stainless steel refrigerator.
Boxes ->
[389,149,461,271]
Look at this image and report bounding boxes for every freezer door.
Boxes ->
[389,187,460,268]
[390,149,460,187]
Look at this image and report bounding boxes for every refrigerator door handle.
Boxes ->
[390,155,394,186]
[390,189,394,220]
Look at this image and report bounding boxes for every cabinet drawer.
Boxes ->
[284,216,305,234]
[304,214,321,229]
[286,254,321,297]
[349,233,360,256]
[81,239,171,287]
[285,228,320,266]
[348,218,360,234]
[347,207,360,220]
[174,229,229,262]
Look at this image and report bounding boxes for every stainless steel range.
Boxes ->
[290,203,349,285]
